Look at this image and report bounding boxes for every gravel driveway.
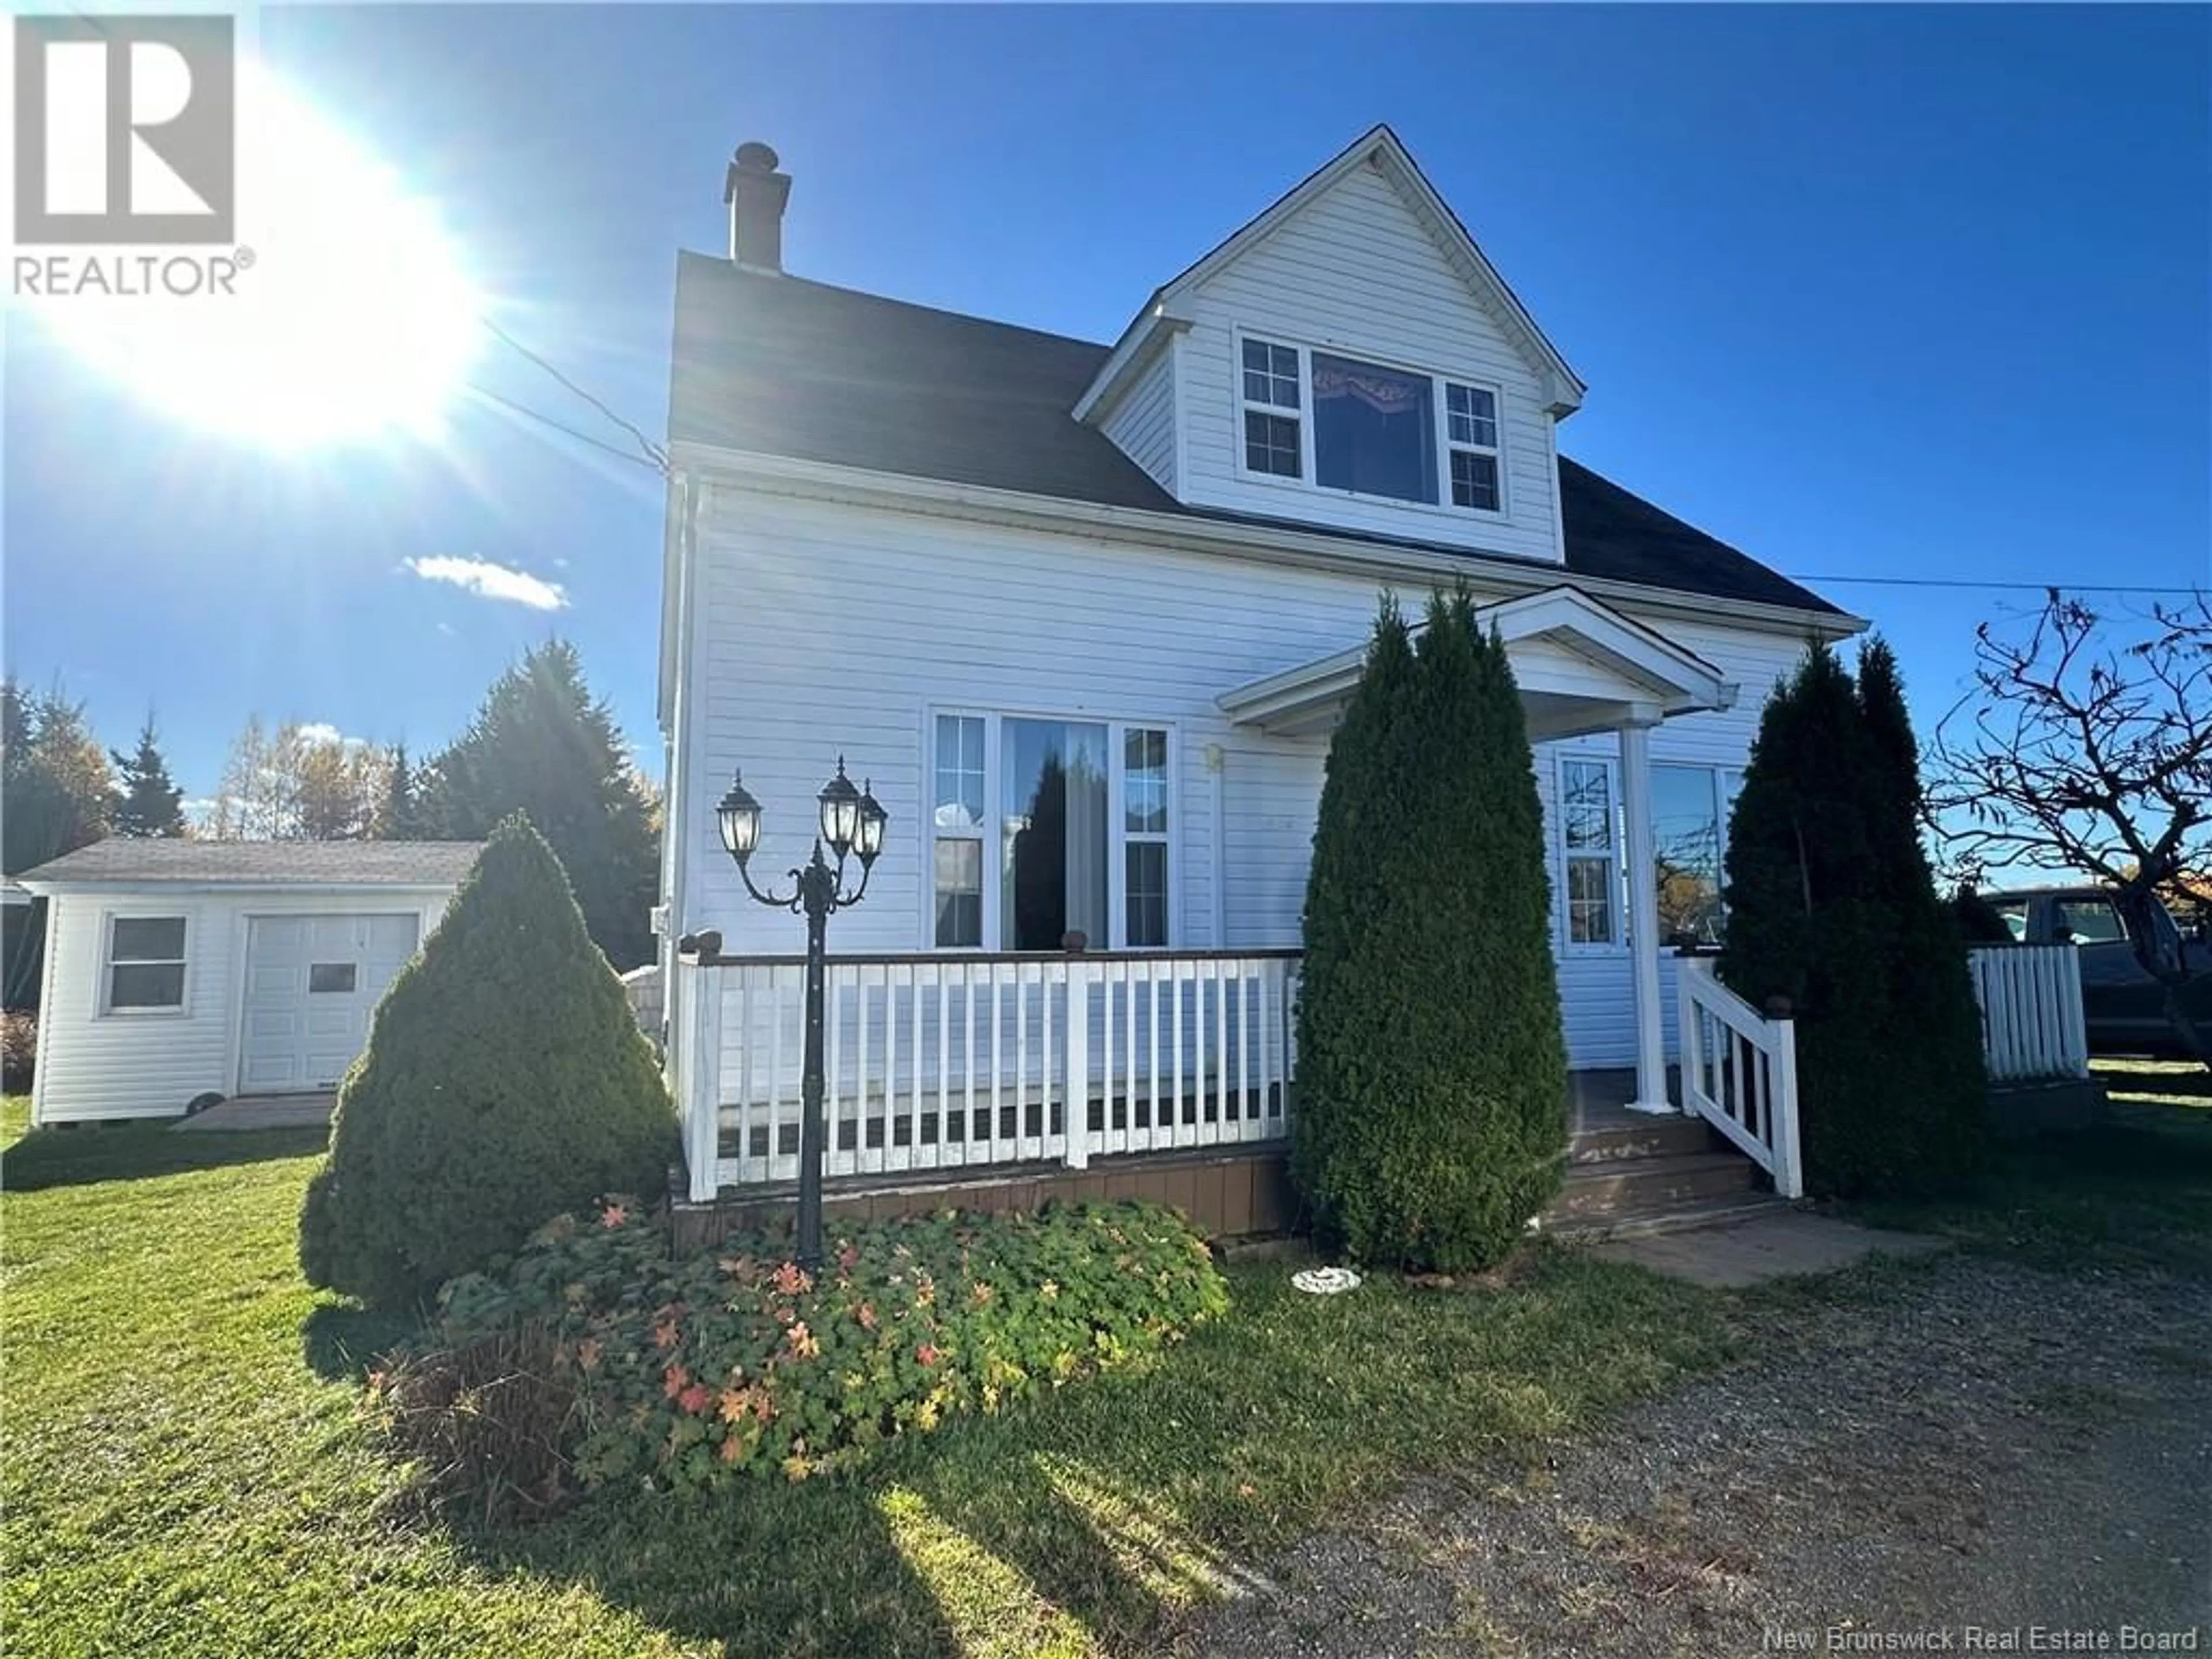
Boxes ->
[1185,1254,2212,1658]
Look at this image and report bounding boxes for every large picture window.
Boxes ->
[931,712,1172,951]
[1236,332,1506,516]
[104,915,187,1012]
[1652,764,1743,946]
[1312,351,1437,504]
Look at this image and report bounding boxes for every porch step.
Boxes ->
[1544,1150,1760,1226]
[1569,1113,1718,1165]
[1544,1192,1790,1243]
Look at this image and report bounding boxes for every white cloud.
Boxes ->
[405,554,568,612]
[293,723,373,752]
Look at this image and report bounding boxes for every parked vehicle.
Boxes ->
[1981,885,2211,1058]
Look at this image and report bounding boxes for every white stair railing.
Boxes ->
[1967,945,2089,1082]
[1675,957,1803,1199]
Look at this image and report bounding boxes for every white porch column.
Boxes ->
[1618,713,1674,1114]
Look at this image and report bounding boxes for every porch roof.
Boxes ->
[1215,585,1738,741]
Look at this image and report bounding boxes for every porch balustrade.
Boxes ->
[673,949,1302,1200]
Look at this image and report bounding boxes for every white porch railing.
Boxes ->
[675,950,1302,1200]
[1968,945,2089,1082]
[1675,957,1803,1199]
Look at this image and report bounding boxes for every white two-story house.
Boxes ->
[655,127,1862,1229]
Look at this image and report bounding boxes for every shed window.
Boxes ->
[309,963,358,994]
[106,915,186,1011]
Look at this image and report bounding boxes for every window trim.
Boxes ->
[1557,756,1625,955]
[925,706,1179,953]
[99,910,191,1017]
[1229,326,1510,522]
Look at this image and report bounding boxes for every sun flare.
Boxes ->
[27,63,482,450]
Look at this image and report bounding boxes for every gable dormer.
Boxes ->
[1078,127,1584,565]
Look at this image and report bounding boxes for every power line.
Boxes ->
[479,319,668,472]
[1790,574,2207,597]
[464,382,666,473]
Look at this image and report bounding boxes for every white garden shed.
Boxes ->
[15,839,482,1124]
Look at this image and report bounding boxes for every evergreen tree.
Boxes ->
[2,681,115,1006]
[416,642,658,969]
[1854,639,1988,1186]
[3,681,113,874]
[1722,642,1985,1198]
[109,717,188,838]
[373,743,422,839]
[298,815,678,1306]
[1293,592,1569,1271]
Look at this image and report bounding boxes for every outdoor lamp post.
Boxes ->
[715,759,886,1268]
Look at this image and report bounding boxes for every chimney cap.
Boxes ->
[732,141,781,175]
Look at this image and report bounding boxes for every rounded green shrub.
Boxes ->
[300,813,679,1307]
[1292,592,1570,1271]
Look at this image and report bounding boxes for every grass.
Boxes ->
[2,1098,1740,1658]
[10,1080,2208,1657]
[1855,1070,2212,1277]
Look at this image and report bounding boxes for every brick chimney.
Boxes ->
[724,141,791,274]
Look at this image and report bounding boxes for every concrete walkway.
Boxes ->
[172,1094,334,1132]
[1587,1208,1947,1287]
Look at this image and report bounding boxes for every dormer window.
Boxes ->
[1240,339,1302,478]
[1236,332,1507,517]
[1446,383,1502,511]
[1313,353,1435,504]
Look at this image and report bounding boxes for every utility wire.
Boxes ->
[479,319,669,472]
[465,382,666,473]
[1788,574,2207,597]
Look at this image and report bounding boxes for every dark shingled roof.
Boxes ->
[670,253,1846,617]
[16,839,483,888]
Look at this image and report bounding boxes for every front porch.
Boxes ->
[668,944,1808,1225]
[668,584,1806,1224]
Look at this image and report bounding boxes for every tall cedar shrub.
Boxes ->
[300,815,679,1307]
[1293,592,1569,1270]
[1721,642,1986,1198]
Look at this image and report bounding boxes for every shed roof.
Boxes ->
[14,839,483,890]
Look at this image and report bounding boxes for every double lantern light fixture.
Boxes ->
[713,759,887,1267]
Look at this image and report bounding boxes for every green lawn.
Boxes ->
[1,1099,1739,1658]
[1857,1071,2212,1277]
[9,1088,2208,1658]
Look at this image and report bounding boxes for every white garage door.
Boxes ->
[240,914,421,1094]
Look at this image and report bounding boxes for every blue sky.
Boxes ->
[6,3,2207,807]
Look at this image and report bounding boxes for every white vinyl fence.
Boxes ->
[1968,945,2089,1082]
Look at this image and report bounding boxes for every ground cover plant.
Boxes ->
[382,1201,1231,1505]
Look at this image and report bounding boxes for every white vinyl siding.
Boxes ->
[1175,163,1563,562]
[676,486,1812,1072]
[1099,346,1177,493]
[28,888,454,1124]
